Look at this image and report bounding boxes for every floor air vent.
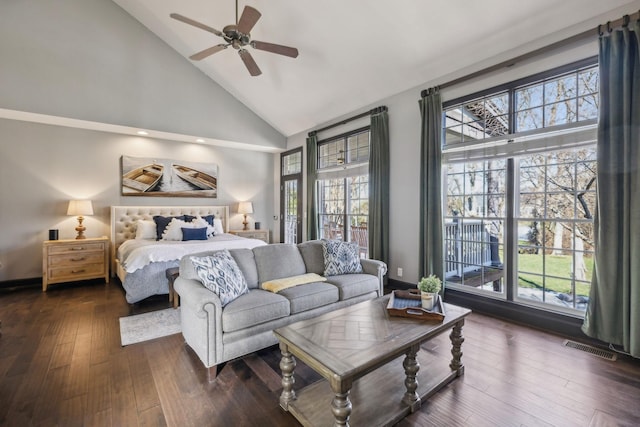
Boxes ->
[563,340,617,361]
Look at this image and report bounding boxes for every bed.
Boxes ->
[110,205,268,304]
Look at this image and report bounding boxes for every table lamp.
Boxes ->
[67,200,94,239]
[238,202,253,231]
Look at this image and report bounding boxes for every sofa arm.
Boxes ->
[360,259,387,296]
[174,277,223,315]
[174,277,224,368]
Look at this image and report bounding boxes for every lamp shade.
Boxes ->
[67,200,94,216]
[237,202,253,215]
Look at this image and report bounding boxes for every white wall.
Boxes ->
[287,31,605,286]
[0,118,275,281]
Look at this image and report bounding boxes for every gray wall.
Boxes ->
[0,0,285,150]
[0,118,275,281]
[0,0,286,282]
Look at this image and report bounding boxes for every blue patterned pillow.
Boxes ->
[321,239,363,276]
[191,250,249,306]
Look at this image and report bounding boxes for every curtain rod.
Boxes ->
[308,106,387,137]
[421,11,640,97]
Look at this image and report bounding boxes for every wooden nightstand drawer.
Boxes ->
[48,263,106,281]
[42,236,109,291]
[48,242,105,255]
[49,252,105,267]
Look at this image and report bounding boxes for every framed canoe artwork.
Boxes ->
[121,155,218,198]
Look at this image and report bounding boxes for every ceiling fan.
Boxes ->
[170,1,299,76]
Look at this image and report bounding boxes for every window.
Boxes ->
[281,148,302,244]
[317,127,370,257]
[442,59,598,315]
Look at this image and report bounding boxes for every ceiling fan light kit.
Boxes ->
[170,3,299,76]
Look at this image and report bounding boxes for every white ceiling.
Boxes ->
[112,0,638,138]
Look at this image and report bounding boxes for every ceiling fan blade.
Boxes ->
[189,44,228,61]
[170,13,223,37]
[251,40,299,58]
[237,6,261,35]
[239,49,262,76]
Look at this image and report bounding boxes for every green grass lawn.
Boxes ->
[517,253,593,297]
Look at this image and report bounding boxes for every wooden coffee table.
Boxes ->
[274,296,471,427]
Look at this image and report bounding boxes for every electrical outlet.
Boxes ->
[397,267,403,277]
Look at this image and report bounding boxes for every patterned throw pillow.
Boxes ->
[191,250,249,306]
[321,239,363,276]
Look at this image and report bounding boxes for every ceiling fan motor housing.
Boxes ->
[222,25,250,48]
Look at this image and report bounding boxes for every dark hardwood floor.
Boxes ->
[1,280,639,426]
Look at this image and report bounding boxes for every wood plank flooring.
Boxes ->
[1,280,639,426]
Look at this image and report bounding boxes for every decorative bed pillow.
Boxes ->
[194,216,216,237]
[213,218,224,235]
[201,214,215,226]
[153,215,185,240]
[191,250,249,306]
[162,218,192,241]
[321,239,363,276]
[135,220,157,240]
[182,227,208,241]
[262,273,327,293]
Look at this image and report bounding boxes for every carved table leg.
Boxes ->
[449,319,465,376]
[402,343,421,412]
[330,380,352,427]
[279,342,296,410]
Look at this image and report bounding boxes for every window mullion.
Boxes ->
[506,158,516,301]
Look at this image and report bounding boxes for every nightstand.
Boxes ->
[229,229,270,243]
[42,236,109,292]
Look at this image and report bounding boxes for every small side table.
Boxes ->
[166,267,180,308]
[229,229,270,243]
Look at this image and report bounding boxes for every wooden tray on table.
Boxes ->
[386,289,445,322]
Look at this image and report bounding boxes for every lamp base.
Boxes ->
[242,214,249,231]
[75,216,87,239]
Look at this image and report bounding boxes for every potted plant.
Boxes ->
[417,274,442,310]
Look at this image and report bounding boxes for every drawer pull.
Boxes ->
[71,247,85,251]
[71,269,86,274]
[71,257,86,262]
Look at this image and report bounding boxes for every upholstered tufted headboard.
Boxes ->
[110,205,230,273]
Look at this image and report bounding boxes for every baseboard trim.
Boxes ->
[0,277,41,290]
[386,279,604,348]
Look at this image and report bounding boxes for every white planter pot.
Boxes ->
[420,292,436,310]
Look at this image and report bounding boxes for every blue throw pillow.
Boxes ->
[201,214,215,226]
[182,227,208,241]
[191,250,249,306]
[321,239,363,276]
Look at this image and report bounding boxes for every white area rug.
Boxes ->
[119,308,181,346]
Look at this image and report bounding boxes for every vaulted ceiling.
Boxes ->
[113,0,638,137]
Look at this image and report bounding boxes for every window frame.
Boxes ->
[441,57,599,317]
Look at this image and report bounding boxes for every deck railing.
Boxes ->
[444,220,498,278]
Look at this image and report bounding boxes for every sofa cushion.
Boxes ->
[222,289,290,332]
[191,250,249,307]
[228,248,259,289]
[253,244,307,284]
[322,239,363,276]
[277,282,339,314]
[324,274,379,300]
[297,241,325,275]
[262,273,327,293]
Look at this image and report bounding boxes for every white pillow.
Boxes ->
[162,218,193,241]
[135,220,157,240]
[194,216,216,237]
[213,218,224,235]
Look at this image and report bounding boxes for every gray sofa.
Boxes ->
[174,240,387,380]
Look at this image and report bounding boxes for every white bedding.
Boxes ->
[118,233,267,273]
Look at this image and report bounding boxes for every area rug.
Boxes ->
[119,308,181,346]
